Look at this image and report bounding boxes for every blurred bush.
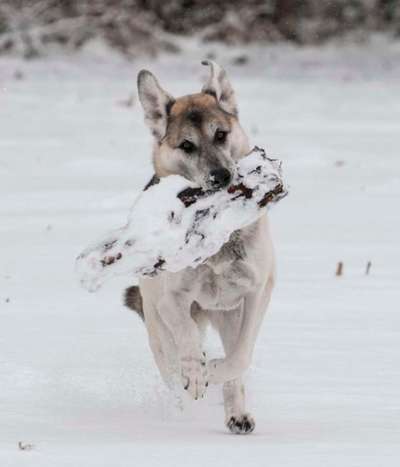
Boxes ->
[0,0,398,58]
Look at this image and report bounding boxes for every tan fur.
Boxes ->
[170,93,216,115]
[152,93,246,186]
[134,62,275,434]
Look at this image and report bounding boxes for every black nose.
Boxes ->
[209,168,231,188]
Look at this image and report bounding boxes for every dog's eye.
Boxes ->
[179,140,196,154]
[215,130,227,143]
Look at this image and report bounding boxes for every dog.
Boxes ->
[125,61,276,434]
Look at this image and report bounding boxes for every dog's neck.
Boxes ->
[205,218,263,274]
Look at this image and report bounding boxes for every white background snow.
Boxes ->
[1,37,399,466]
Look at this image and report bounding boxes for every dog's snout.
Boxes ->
[209,168,231,189]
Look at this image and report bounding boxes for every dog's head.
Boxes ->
[137,61,250,190]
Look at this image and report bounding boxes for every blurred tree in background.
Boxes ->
[0,0,398,58]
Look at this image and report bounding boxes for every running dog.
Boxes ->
[125,61,275,434]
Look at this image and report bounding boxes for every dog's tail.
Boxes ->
[124,286,144,321]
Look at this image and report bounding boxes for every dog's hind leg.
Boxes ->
[144,309,172,385]
[210,308,255,434]
[142,299,179,387]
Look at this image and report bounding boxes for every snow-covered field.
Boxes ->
[1,38,400,466]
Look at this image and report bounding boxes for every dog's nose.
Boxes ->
[209,168,231,188]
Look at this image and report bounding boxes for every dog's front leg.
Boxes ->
[158,291,208,400]
[208,279,274,384]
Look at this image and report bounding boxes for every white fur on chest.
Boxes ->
[144,215,275,313]
[195,260,256,311]
[187,222,265,310]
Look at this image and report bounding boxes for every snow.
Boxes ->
[1,38,400,466]
[76,148,286,292]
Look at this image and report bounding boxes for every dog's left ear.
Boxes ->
[201,60,238,116]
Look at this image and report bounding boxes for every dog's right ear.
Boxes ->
[137,70,175,141]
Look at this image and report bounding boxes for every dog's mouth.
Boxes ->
[205,183,225,194]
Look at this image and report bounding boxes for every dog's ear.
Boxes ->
[137,70,175,141]
[201,60,238,116]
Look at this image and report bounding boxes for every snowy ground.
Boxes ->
[1,38,400,466]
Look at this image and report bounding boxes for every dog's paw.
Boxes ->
[180,353,208,400]
[226,414,255,435]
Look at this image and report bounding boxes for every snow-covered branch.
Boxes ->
[76,147,288,292]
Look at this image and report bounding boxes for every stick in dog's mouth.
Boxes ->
[76,145,288,290]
